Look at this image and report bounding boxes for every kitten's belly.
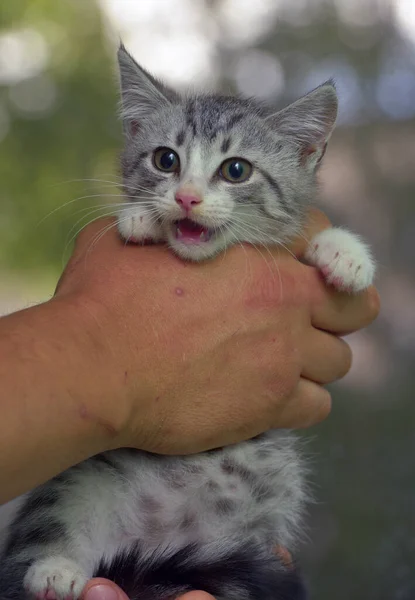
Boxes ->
[103,430,305,551]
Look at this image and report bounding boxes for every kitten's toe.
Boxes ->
[24,557,88,600]
[118,207,163,244]
[306,228,375,293]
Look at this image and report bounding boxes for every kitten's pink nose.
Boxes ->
[175,191,202,212]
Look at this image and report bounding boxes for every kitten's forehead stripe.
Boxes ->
[225,113,246,130]
[184,97,252,145]
[185,99,198,137]
[176,129,186,147]
[221,137,231,154]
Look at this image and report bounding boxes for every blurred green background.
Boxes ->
[1,0,414,598]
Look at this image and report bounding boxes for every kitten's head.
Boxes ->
[117,45,337,261]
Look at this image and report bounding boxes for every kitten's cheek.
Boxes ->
[273,379,332,429]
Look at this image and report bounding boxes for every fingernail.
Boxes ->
[84,584,119,600]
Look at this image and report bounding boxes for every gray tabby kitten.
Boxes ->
[0,45,375,600]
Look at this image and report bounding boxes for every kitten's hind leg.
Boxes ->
[305,227,375,293]
[1,457,127,600]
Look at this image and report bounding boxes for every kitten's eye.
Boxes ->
[219,158,252,183]
[153,147,180,173]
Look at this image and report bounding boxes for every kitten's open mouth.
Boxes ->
[173,218,214,244]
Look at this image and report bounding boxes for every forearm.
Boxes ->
[0,297,125,504]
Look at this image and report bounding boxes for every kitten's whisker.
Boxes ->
[66,206,125,242]
[227,221,282,295]
[85,219,122,260]
[62,211,123,262]
[37,194,128,227]
[274,242,299,262]
[61,214,114,267]
[223,225,257,283]
[49,178,122,189]
[229,217,299,264]
[125,185,160,196]
[71,202,134,216]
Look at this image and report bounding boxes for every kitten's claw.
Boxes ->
[24,557,88,600]
[305,227,375,294]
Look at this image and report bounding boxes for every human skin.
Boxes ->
[81,581,215,600]
[0,209,379,504]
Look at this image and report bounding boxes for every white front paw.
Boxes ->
[305,227,375,293]
[118,205,164,244]
[24,557,88,600]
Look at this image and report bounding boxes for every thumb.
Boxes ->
[288,208,331,257]
[177,593,216,600]
[81,578,130,600]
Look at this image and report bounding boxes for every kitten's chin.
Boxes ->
[167,237,226,262]
[117,209,227,261]
[163,220,227,261]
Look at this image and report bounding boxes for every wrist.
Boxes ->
[0,296,133,501]
[51,292,135,450]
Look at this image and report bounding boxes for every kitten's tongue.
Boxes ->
[175,218,211,243]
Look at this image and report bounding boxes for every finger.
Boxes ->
[288,209,332,257]
[177,592,216,600]
[271,378,332,429]
[301,330,352,384]
[82,579,130,600]
[310,277,381,335]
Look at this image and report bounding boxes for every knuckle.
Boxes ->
[338,340,353,378]
[291,384,332,429]
[308,388,332,426]
[309,208,332,231]
[319,389,332,420]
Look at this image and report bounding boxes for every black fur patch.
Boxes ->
[0,558,34,600]
[16,489,60,522]
[4,520,67,556]
[94,541,308,600]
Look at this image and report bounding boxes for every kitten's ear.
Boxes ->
[267,81,338,170]
[117,44,178,136]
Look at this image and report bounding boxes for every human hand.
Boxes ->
[55,209,379,454]
[82,579,215,600]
